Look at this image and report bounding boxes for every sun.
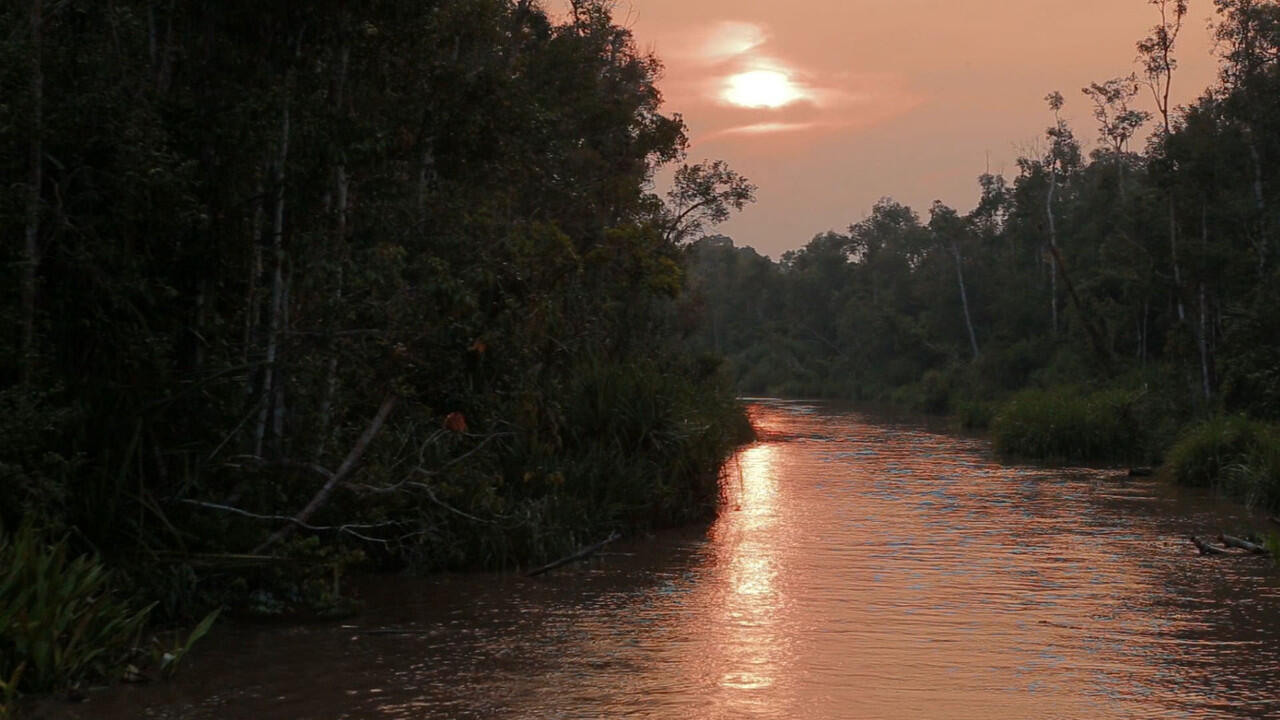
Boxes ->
[723,70,805,109]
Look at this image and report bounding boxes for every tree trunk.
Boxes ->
[951,239,980,361]
[155,0,175,94]
[254,99,290,458]
[315,166,348,461]
[316,42,351,461]
[1198,282,1211,402]
[20,0,44,385]
[1169,197,1185,322]
[242,182,263,371]
[1115,154,1126,203]
[1141,298,1149,365]
[1246,129,1266,215]
[1046,166,1059,335]
[1196,205,1213,402]
[416,147,434,224]
[1245,129,1268,279]
[1045,244,1113,372]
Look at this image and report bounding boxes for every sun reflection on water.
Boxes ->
[733,443,779,527]
[713,442,789,700]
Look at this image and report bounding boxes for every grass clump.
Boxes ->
[1165,416,1280,513]
[991,386,1147,463]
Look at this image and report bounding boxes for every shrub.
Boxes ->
[400,356,753,571]
[1166,416,1280,512]
[891,368,956,415]
[991,386,1147,463]
[0,526,152,697]
[952,399,997,431]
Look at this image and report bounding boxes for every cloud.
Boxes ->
[699,21,769,63]
[713,122,823,137]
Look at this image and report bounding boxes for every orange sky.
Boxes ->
[615,0,1222,257]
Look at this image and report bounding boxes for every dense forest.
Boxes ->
[0,0,756,696]
[688,1,1280,501]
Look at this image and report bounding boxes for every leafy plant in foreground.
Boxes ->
[0,525,152,696]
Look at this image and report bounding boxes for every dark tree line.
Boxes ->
[0,0,753,607]
[688,0,1280,427]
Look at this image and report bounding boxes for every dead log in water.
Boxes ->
[1220,534,1270,555]
[1190,536,1230,556]
[1127,467,1154,477]
[526,531,621,577]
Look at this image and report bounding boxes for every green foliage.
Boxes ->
[0,387,80,533]
[152,608,220,680]
[399,356,752,571]
[0,5,759,698]
[0,666,21,719]
[0,526,152,696]
[952,399,998,431]
[220,538,365,620]
[991,386,1148,463]
[1165,416,1267,487]
[0,0,755,637]
[1165,417,1280,512]
[682,2,1280,491]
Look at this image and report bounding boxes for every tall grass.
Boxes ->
[1165,416,1280,513]
[991,386,1148,463]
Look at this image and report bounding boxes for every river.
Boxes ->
[51,400,1280,719]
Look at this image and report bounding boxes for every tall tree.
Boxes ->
[1139,0,1189,321]
[19,0,42,385]
[1083,74,1150,198]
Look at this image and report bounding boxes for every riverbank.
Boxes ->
[20,401,1280,720]
[820,357,1280,522]
[1,370,754,714]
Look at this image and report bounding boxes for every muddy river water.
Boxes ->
[59,400,1280,719]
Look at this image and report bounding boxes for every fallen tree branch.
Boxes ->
[181,499,398,544]
[252,394,399,553]
[225,455,335,480]
[1220,534,1270,555]
[349,628,439,636]
[527,531,621,577]
[207,399,266,462]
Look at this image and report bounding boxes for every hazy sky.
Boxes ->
[617,0,1223,258]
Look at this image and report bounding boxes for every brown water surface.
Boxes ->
[52,401,1280,719]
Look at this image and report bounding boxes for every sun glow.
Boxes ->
[722,70,805,109]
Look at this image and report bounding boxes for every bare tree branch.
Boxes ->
[254,394,398,553]
[180,499,398,545]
